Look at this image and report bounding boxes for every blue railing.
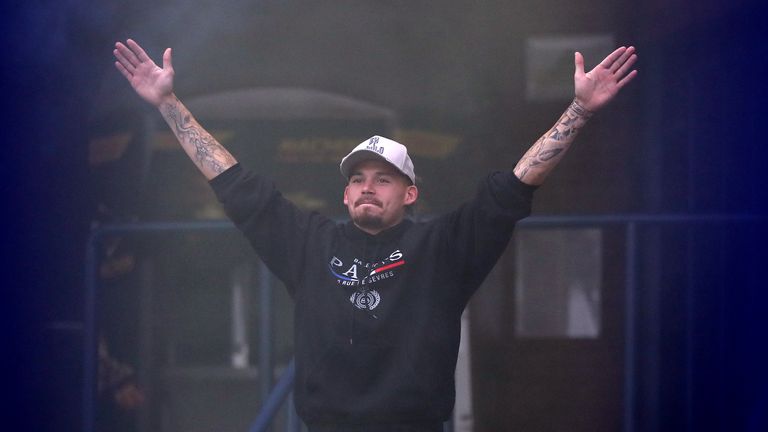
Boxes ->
[83,214,764,432]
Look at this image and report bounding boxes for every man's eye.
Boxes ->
[378,177,390,183]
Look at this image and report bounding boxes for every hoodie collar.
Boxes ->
[343,218,412,243]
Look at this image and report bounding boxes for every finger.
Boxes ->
[598,46,627,69]
[162,48,173,70]
[114,61,133,80]
[115,42,140,68]
[617,69,638,89]
[113,48,136,73]
[574,51,585,77]
[610,46,635,73]
[126,39,151,63]
[615,53,638,78]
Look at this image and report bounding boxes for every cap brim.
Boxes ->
[340,150,391,178]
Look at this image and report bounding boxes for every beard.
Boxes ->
[351,212,385,231]
[350,198,386,231]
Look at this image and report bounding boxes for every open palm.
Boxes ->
[574,46,637,112]
[114,39,174,107]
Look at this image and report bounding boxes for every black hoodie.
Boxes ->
[210,164,535,428]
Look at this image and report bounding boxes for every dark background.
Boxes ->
[3,0,767,430]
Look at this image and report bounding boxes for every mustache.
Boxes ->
[355,197,382,207]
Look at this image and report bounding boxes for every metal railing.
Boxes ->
[83,214,765,432]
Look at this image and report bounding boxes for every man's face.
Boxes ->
[343,159,418,235]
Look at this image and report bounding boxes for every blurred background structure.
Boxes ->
[4,0,767,431]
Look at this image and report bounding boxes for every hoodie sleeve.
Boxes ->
[438,170,537,298]
[209,164,332,294]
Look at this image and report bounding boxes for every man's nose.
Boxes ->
[361,179,375,193]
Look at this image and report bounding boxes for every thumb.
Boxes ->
[574,51,585,77]
[163,48,173,70]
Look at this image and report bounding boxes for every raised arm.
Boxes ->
[114,39,237,180]
[513,46,638,186]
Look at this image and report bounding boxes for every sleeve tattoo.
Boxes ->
[514,99,593,183]
[161,101,237,175]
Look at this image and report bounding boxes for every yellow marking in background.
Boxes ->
[393,129,460,158]
[88,133,133,165]
[277,137,358,163]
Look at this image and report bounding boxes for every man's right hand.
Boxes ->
[114,39,174,107]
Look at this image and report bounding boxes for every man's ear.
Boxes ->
[343,185,350,206]
[404,185,418,205]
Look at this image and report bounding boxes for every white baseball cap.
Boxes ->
[340,136,416,184]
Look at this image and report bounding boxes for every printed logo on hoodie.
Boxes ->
[328,249,405,311]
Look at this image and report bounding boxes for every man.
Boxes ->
[114,39,636,431]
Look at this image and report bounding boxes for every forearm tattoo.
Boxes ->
[568,99,594,119]
[161,101,236,175]
[514,99,592,183]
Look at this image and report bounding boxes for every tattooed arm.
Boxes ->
[514,46,638,186]
[114,39,237,179]
[513,99,593,185]
[157,95,237,179]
